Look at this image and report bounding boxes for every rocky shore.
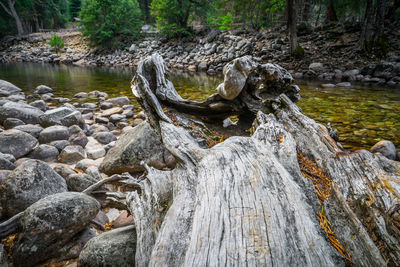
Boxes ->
[1,22,400,87]
[0,78,177,266]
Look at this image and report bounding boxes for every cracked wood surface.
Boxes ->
[127,54,400,266]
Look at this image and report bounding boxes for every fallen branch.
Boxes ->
[0,211,23,239]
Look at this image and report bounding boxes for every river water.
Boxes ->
[0,62,399,151]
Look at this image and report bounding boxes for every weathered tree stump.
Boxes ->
[127,54,400,266]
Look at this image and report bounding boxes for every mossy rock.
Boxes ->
[294,44,305,59]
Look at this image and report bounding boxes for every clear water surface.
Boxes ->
[0,62,399,151]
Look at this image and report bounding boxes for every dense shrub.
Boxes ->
[80,0,143,48]
[49,34,65,53]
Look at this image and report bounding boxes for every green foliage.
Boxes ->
[395,8,400,20]
[207,12,233,30]
[49,34,65,53]
[151,0,211,38]
[69,0,81,18]
[210,0,285,30]
[216,12,232,30]
[294,44,305,59]
[80,0,143,48]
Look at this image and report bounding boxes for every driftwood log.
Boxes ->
[127,54,400,266]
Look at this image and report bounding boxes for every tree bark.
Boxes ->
[0,0,24,36]
[127,54,400,266]
[374,0,388,42]
[325,0,338,22]
[302,0,312,23]
[359,0,374,50]
[287,0,298,55]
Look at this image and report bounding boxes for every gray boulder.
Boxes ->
[50,140,71,151]
[100,122,168,174]
[58,145,86,164]
[52,163,76,179]
[13,192,100,267]
[66,173,99,192]
[92,131,116,144]
[39,125,70,143]
[3,118,25,129]
[29,100,47,111]
[0,101,44,124]
[78,225,136,267]
[109,114,125,123]
[0,129,38,158]
[34,85,53,94]
[13,124,43,138]
[0,159,67,217]
[39,107,84,128]
[103,96,130,107]
[68,125,88,148]
[309,62,324,72]
[28,144,59,161]
[0,152,15,163]
[0,80,22,97]
[85,137,106,160]
[0,152,16,170]
[0,170,11,183]
[370,140,397,160]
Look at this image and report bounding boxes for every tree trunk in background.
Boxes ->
[287,0,298,55]
[325,0,338,22]
[386,0,400,20]
[374,0,387,42]
[138,0,152,24]
[33,6,40,32]
[359,0,374,50]
[0,0,24,36]
[302,0,311,23]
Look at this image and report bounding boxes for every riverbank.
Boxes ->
[1,22,400,87]
[0,62,399,264]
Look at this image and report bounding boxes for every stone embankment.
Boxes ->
[1,22,400,87]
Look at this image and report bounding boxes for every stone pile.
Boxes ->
[0,79,176,266]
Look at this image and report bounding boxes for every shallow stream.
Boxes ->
[0,62,399,150]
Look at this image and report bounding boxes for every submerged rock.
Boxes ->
[13,192,100,267]
[78,225,136,267]
[0,159,67,216]
[34,85,53,94]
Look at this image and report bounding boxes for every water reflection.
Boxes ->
[0,62,399,151]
